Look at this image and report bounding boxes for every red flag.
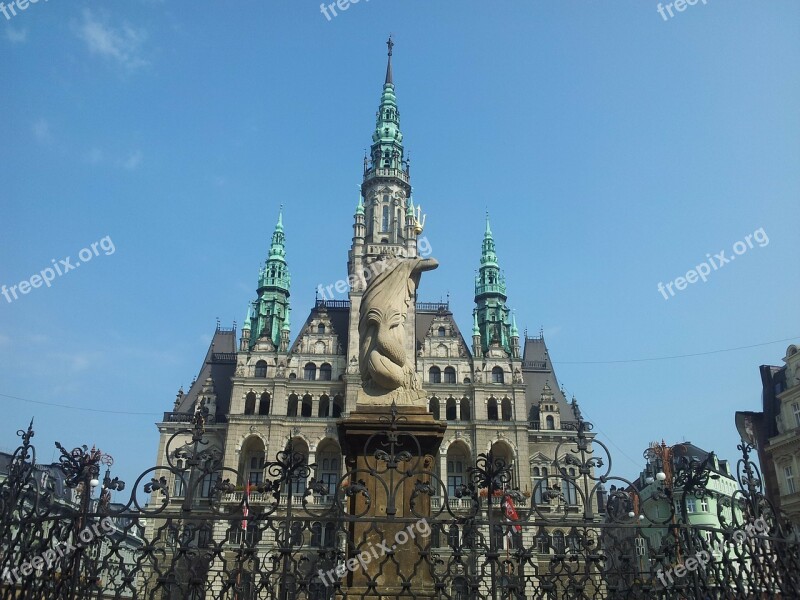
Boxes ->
[504,494,521,533]
[242,481,251,531]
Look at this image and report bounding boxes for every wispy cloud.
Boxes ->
[5,27,27,44]
[76,9,147,69]
[86,147,104,165]
[32,118,51,143]
[120,150,143,171]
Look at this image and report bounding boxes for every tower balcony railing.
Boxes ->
[162,412,220,425]
[523,360,548,370]
[474,283,506,296]
[416,302,449,312]
[315,299,351,310]
[363,167,410,184]
[258,276,289,289]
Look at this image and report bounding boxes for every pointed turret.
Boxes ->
[474,214,513,355]
[249,210,291,350]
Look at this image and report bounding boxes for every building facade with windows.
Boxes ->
[736,344,800,526]
[152,40,596,586]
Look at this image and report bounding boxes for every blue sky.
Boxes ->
[1,0,798,490]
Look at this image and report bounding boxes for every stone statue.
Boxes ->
[357,256,438,406]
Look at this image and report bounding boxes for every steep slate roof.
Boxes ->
[174,328,237,418]
[290,302,350,354]
[415,303,471,356]
[521,336,577,424]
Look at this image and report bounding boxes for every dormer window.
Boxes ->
[317,324,326,335]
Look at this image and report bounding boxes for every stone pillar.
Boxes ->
[338,405,446,598]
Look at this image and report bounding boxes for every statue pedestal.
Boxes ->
[337,405,446,598]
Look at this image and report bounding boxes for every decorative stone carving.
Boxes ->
[357,256,438,406]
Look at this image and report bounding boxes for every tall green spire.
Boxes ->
[367,36,405,175]
[474,214,512,354]
[250,210,291,349]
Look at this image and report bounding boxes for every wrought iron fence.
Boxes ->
[0,410,798,599]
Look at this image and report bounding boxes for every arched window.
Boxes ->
[536,531,550,554]
[487,397,499,421]
[301,394,313,418]
[564,468,578,505]
[444,367,456,384]
[429,397,440,420]
[447,443,469,497]
[254,360,268,378]
[448,525,460,549]
[319,363,332,381]
[463,377,471,384]
[287,394,299,417]
[304,363,316,381]
[501,398,512,421]
[437,326,446,337]
[317,446,340,497]
[460,397,471,421]
[332,395,344,418]
[453,577,469,600]
[446,397,457,421]
[244,392,256,415]
[532,466,548,504]
[241,437,265,487]
[382,205,390,231]
[317,323,326,334]
[429,366,441,384]
[491,367,504,384]
[258,392,270,416]
[311,522,322,547]
[545,415,555,430]
[318,394,330,418]
[552,531,566,554]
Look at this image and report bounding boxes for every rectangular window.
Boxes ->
[448,475,464,498]
[793,402,800,428]
[686,497,696,513]
[785,465,796,494]
[700,498,709,512]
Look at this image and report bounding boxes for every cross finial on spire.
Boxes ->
[385,35,394,85]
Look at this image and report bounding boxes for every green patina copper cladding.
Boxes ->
[249,210,291,349]
[365,37,407,180]
[474,215,513,354]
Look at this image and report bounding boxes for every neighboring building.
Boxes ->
[603,442,742,590]
[152,39,597,594]
[0,453,145,598]
[737,344,800,524]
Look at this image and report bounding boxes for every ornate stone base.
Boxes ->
[337,405,446,596]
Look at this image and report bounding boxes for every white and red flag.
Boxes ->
[242,481,251,531]
[504,494,522,533]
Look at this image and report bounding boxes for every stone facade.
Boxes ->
[153,40,596,577]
